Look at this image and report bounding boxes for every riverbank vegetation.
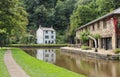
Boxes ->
[6,44,69,47]
[11,48,85,77]
[1,0,120,45]
[114,48,120,54]
[0,48,10,77]
[81,46,92,50]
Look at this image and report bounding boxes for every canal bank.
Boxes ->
[60,47,120,60]
[11,48,85,77]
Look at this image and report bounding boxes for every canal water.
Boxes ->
[22,48,120,77]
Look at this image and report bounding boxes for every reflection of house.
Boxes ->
[76,8,120,50]
[36,49,56,63]
[36,25,56,44]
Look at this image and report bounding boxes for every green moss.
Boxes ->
[0,48,10,77]
[11,48,85,77]
[81,46,91,50]
[113,48,120,54]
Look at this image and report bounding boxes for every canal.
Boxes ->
[22,48,120,77]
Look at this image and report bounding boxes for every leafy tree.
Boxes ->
[0,0,28,44]
[69,3,96,43]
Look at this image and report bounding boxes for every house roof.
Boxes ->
[41,27,55,31]
[76,8,120,31]
[38,25,55,31]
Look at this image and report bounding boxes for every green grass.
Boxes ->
[0,48,10,77]
[81,46,91,50]
[11,48,85,77]
[6,44,69,47]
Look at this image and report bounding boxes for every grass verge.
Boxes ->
[0,48,10,77]
[6,44,69,47]
[11,48,85,77]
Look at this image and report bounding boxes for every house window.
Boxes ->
[92,24,95,31]
[97,22,100,29]
[103,20,107,28]
[48,40,51,44]
[51,31,54,34]
[45,31,48,33]
[45,41,47,44]
[51,36,54,39]
[51,40,54,44]
[45,36,49,39]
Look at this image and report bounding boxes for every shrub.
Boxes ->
[81,45,91,50]
[113,48,120,54]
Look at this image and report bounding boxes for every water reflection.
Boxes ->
[23,48,120,77]
[60,51,120,77]
[36,49,56,63]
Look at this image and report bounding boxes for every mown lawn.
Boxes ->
[11,48,86,77]
[0,48,10,77]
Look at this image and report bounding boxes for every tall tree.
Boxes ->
[0,0,28,44]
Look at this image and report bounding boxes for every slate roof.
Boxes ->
[76,8,120,31]
[38,25,55,31]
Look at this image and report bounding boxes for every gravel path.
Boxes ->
[4,50,30,77]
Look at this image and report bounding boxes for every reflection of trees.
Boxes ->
[22,48,37,57]
[55,52,81,73]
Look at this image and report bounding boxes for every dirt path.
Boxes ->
[4,50,30,77]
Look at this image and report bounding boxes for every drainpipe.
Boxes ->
[88,35,98,52]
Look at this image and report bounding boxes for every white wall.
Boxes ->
[36,28,43,44]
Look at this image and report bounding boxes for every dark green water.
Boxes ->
[22,48,120,77]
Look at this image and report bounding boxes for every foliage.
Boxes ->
[11,48,85,77]
[81,45,91,50]
[0,0,28,44]
[0,49,10,77]
[113,48,120,54]
[80,31,90,43]
[69,0,97,40]
[91,34,101,39]
[2,0,120,44]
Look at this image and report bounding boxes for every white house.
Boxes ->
[36,25,56,44]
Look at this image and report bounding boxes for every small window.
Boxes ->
[92,25,95,31]
[51,31,54,34]
[45,36,49,39]
[103,20,107,28]
[48,40,51,44]
[97,22,100,29]
[45,31,48,33]
[45,41,47,44]
[51,36,54,39]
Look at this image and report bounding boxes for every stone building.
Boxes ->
[36,25,56,44]
[76,8,120,50]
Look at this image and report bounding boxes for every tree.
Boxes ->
[0,0,28,44]
[69,4,96,43]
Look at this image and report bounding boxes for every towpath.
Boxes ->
[4,50,30,77]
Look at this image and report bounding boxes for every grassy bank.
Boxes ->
[6,44,69,48]
[11,48,85,77]
[0,48,10,77]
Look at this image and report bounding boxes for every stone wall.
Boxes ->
[76,16,117,49]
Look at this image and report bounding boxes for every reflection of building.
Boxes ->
[36,25,56,44]
[36,49,56,63]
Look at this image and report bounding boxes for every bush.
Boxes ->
[113,48,120,54]
[81,46,91,50]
